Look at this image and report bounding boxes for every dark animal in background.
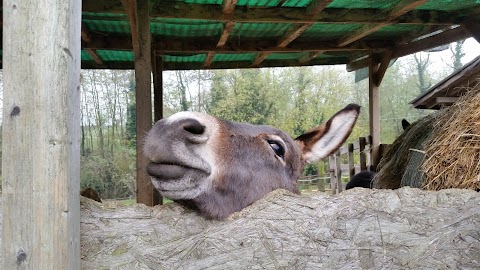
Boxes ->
[401,119,411,130]
[346,171,375,190]
[81,188,102,203]
[144,104,360,219]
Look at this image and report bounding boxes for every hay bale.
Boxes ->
[1,190,479,269]
[373,114,435,189]
[79,189,480,269]
[422,85,480,190]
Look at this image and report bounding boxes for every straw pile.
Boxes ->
[372,114,435,189]
[74,189,480,269]
[422,85,480,190]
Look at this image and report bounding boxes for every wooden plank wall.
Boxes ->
[2,0,81,268]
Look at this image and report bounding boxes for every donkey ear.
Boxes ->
[295,104,360,163]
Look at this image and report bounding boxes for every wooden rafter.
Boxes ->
[223,0,238,14]
[217,21,236,47]
[464,20,480,43]
[373,50,393,86]
[204,1,238,68]
[306,0,333,16]
[203,52,215,68]
[251,0,332,67]
[347,26,471,71]
[337,0,431,47]
[81,23,104,65]
[83,35,389,52]
[298,51,325,64]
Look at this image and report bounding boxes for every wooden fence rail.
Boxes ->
[299,136,391,194]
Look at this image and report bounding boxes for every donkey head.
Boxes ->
[144,104,360,219]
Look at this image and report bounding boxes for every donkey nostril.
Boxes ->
[183,119,205,135]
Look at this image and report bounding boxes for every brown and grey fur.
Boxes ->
[144,104,360,219]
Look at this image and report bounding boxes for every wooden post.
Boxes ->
[335,152,343,193]
[329,155,336,194]
[152,53,164,122]
[2,1,81,269]
[358,137,367,171]
[123,0,155,206]
[317,160,325,192]
[348,143,355,177]
[151,52,163,205]
[369,58,381,171]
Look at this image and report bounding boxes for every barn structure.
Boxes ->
[411,55,480,109]
[1,0,480,268]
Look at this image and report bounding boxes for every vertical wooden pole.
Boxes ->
[2,0,81,269]
[123,0,155,206]
[329,155,336,194]
[152,53,164,122]
[369,58,381,171]
[317,160,325,192]
[359,137,367,171]
[151,52,163,205]
[348,144,355,177]
[335,152,343,193]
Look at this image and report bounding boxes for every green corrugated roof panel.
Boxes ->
[81,50,93,61]
[281,0,314,7]
[417,0,480,11]
[232,23,292,38]
[237,0,281,7]
[328,0,401,9]
[96,50,133,61]
[164,54,206,62]
[213,53,257,62]
[300,23,362,40]
[83,19,131,34]
[267,52,306,60]
[151,18,223,37]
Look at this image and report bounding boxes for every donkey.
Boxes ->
[143,104,360,219]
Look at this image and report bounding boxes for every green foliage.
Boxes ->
[80,145,136,199]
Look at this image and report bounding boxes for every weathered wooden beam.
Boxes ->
[217,21,236,47]
[298,51,325,64]
[392,26,471,58]
[338,0,430,47]
[386,0,431,20]
[122,0,157,206]
[84,48,104,65]
[434,97,459,104]
[251,22,317,67]
[368,58,381,171]
[347,26,471,71]
[203,52,216,68]
[463,20,480,43]
[277,23,313,48]
[83,34,388,52]
[338,23,389,47]
[306,0,333,16]
[151,52,163,205]
[81,54,349,70]
[2,0,81,269]
[374,50,393,86]
[81,23,92,42]
[251,52,270,67]
[223,0,238,14]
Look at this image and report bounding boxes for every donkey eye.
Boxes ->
[267,140,285,158]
